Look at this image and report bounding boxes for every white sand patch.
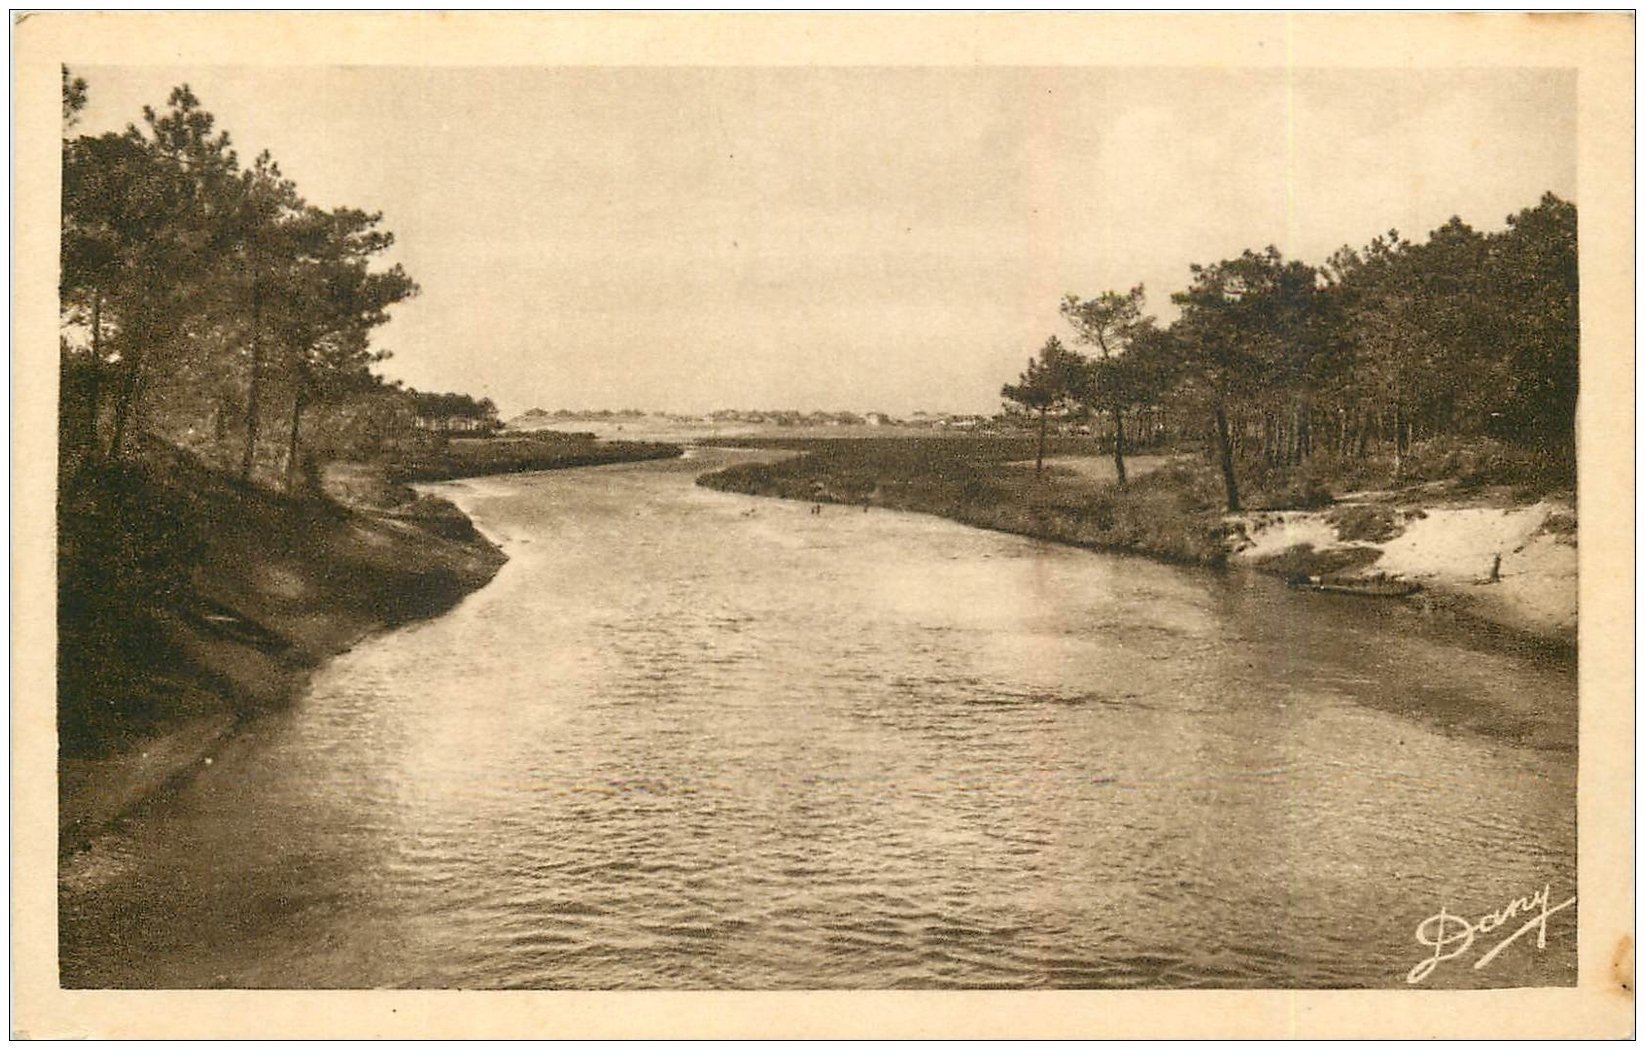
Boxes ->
[1228,511,1345,560]
[1418,532,1578,641]
[1488,535,1578,631]
[1368,503,1554,582]
[1228,497,1576,642]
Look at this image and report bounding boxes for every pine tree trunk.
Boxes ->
[1110,405,1127,486]
[285,387,306,494]
[241,272,263,482]
[108,344,146,460]
[1036,407,1047,474]
[84,289,103,457]
[1392,401,1404,479]
[1213,401,1240,512]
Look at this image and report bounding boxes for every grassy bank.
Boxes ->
[385,431,682,483]
[58,439,508,848]
[697,436,1229,567]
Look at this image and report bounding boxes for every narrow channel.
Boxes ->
[59,449,1577,989]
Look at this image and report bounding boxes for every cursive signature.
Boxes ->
[1406,884,1575,984]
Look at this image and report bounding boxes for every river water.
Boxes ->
[60,449,1577,990]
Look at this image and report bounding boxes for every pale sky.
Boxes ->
[74,65,1576,417]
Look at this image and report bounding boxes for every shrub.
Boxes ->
[1403,435,1573,490]
[1328,503,1405,543]
[1235,455,1337,510]
[1251,543,1384,580]
[1257,475,1335,511]
[1539,510,1578,540]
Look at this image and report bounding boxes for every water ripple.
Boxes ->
[59,452,1578,989]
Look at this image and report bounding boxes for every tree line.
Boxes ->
[60,69,440,493]
[408,391,502,432]
[1004,193,1578,510]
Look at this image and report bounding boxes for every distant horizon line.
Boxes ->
[501,406,1001,421]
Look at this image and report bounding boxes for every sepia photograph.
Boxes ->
[12,10,1635,1039]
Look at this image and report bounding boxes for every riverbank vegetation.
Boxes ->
[62,75,415,495]
[58,71,427,767]
[699,436,1230,566]
[699,431,1577,645]
[54,72,670,825]
[386,432,683,484]
[701,194,1578,643]
[705,191,1576,562]
[1002,193,1577,511]
[60,70,549,495]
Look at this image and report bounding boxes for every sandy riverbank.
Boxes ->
[1228,497,1577,647]
[699,438,1577,649]
[975,449,1576,647]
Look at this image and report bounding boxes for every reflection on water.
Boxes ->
[60,449,1576,989]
